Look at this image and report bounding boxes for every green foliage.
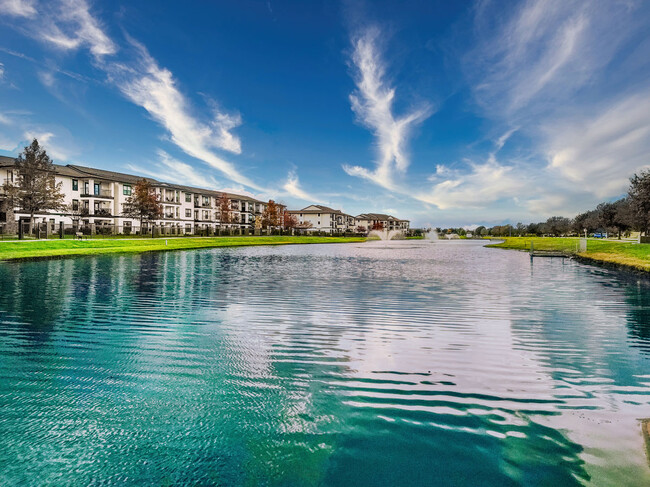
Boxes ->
[4,139,65,226]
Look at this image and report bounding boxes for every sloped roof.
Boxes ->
[0,157,266,203]
[355,213,409,222]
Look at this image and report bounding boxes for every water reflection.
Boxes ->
[0,241,648,485]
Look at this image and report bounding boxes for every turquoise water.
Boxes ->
[0,240,649,486]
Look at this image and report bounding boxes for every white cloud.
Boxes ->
[416,159,526,210]
[0,0,36,17]
[343,27,431,190]
[22,130,72,160]
[282,169,316,202]
[126,150,221,190]
[108,39,257,188]
[2,0,262,191]
[466,0,638,119]
[43,0,116,59]
[546,92,650,198]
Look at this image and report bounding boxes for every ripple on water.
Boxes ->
[0,241,649,485]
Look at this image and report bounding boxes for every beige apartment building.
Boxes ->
[288,205,356,233]
[0,156,270,234]
[354,213,410,232]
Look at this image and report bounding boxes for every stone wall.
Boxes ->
[0,198,17,234]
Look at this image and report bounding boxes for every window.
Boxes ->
[185,193,192,202]
[203,210,210,220]
[72,179,78,191]
[185,209,191,218]
[84,182,89,194]
[123,184,132,196]
[94,183,100,196]
[185,224,192,233]
[72,199,79,211]
[203,196,210,206]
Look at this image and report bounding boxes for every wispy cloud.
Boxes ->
[546,92,650,198]
[126,150,221,190]
[343,27,431,190]
[417,158,525,210]
[0,0,262,191]
[0,0,36,17]
[27,0,116,59]
[282,169,317,202]
[107,38,257,188]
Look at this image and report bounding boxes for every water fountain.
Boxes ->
[425,229,439,241]
[368,229,405,241]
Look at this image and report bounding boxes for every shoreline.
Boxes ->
[0,236,366,263]
[486,237,650,276]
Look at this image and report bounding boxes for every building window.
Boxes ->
[72,179,78,191]
[72,199,79,211]
[185,193,192,202]
[185,209,191,218]
[94,183,100,196]
[203,196,210,206]
[123,184,132,196]
[185,224,192,233]
[84,182,89,194]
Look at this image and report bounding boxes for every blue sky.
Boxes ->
[1,0,649,227]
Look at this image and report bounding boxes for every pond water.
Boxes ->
[0,240,649,486]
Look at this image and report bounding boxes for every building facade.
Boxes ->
[354,213,410,232]
[0,156,271,234]
[288,205,356,233]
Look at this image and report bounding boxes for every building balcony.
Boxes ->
[81,189,113,199]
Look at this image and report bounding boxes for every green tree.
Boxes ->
[628,170,650,235]
[121,179,162,230]
[3,139,65,232]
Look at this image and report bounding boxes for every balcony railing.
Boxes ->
[81,189,112,198]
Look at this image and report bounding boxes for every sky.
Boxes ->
[0,0,649,228]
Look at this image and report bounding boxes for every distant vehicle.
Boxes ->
[593,232,608,239]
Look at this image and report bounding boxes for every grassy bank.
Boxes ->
[487,237,650,272]
[0,236,366,262]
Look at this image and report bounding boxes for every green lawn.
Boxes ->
[0,236,366,261]
[487,237,650,272]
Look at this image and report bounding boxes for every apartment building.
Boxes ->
[354,213,410,232]
[0,156,270,234]
[288,205,356,233]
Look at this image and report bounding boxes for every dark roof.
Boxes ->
[288,204,353,217]
[0,157,265,203]
[356,213,409,222]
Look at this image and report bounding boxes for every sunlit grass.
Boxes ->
[0,236,366,261]
[487,237,650,272]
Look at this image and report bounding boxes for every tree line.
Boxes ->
[473,170,650,238]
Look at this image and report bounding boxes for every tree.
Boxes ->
[356,225,367,234]
[121,179,162,230]
[371,221,384,231]
[628,170,650,235]
[3,139,65,232]
[261,199,281,229]
[282,210,298,229]
[217,193,232,228]
[544,216,571,236]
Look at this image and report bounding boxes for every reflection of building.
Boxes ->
[0,155,270,233]
[354,213,410,232]
[288,205,355,233]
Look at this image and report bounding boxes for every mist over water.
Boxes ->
[0,241,649,485]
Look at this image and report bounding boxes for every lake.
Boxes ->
[0,240,649,485]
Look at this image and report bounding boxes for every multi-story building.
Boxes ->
[288,205,356,233]
[0,156,270,234]
[354,213,410,232]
